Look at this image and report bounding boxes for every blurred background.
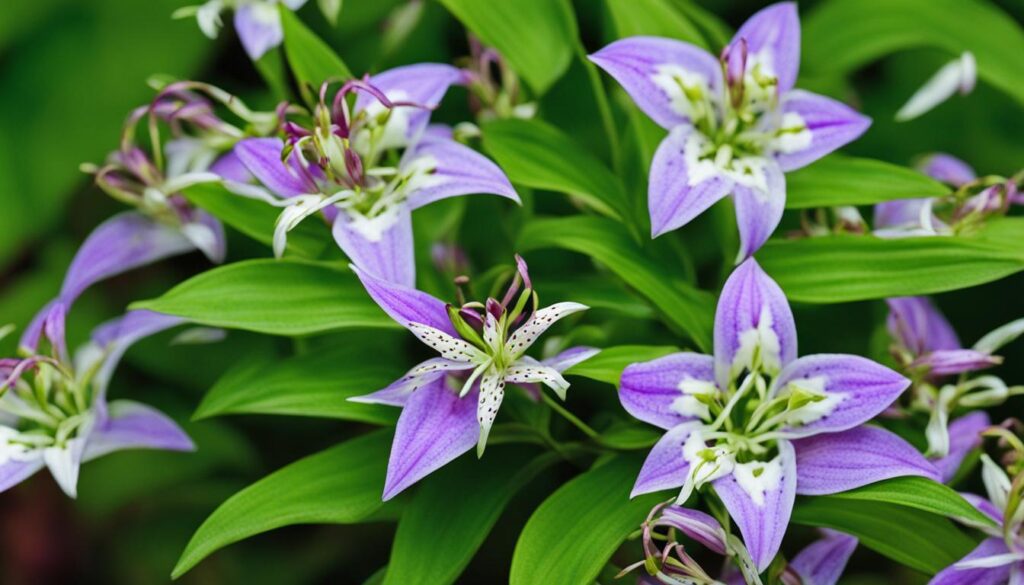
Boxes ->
[0,0,1021,583]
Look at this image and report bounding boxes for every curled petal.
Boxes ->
[713,439,797,572]
[383,376,478,500]
[714,258,797,385]
[873,199,942,235]
[773,90,871,172]
[933,412,990,483]
[929,538,1012,585]
[733,160,786,259]
[918,153,976,187]
[656,506,729,555]
[403,137,519,209]
[351,264,455,335]
[235,138,315,198]
[886,296,961,356]
[730,2,801,93]
[774,354,909,436]
[332,206,416,288]
[588,37,723,130]
[789,530,858,585]
[619,352,716,430]
[648,127,733,238]
[914,349,1001,376]
[631,423,696,498]
[974,317,1024,355]
[84,400,194,461]
[504,302,589,360]
[793,425,939,495]
[504,364,569,400]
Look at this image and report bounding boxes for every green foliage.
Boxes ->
[785,154,948,209]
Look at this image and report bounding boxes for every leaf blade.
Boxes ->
[785,155,948,209]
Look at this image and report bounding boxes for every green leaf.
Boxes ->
[182,183,331,259]
[538,277,656,320]
[133,259,398,336]
[791,497,978,575]
[437,0,576,94]
[565,345,679,385]
[518,216,714,351]
[280,5,352,101]
[758,218,1024,303]
[510,455,661,585]
[825,476,996,528]
[785,155,948,209]
[803,0,1024,106]
[384,448,557,585]
[481,118,630,222]
[603,0,707,48]
[195,343,402,423]
[173,430,391,578]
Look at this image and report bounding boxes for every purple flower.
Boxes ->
[348,256,594,499]
[0,309,193,498]
[232,65,518,286]
[588,2,870,258]
[620,258,936,570]
[930,454,1024,585]
[175,0,311,61]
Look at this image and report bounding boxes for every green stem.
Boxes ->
[541,392,601,440]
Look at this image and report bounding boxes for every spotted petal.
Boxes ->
[632,423,697,498]
[619,352,716,430]
[504,302,588,360]
[409,323,487,364]
[790,530,858,585]
[793,425,938,495]
[349,359,471,407]
[382,375,478,500]
[351,264,455,335]
[332,206,416,288]
[648,127,733,238]
[774,354,910,437]
[713,439,796,572]
[476,371,506,457]
[772,90,871,172]
[504,363,569,400]
[403,137,519,209]
[714,258,797,385]
[730,2,801,93]
[733,159,786,259]
[588,36,723,130]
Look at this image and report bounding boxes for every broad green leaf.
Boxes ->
[280,5,352,101]
[481,118,629,222]
[785,155,948,209]
[826,476,996,528]
[538,277,656,320]
[510,455,661,585]
[759,218,1024,303]
[792,497,977,575]
[195,343,402,423]
[603,0,707,48]
[384,448,556,585]
[182,183,331,259]
[133,259,398,335]
[803,0,1024,106]
[518,216,714,351]
[597,422,661,450]
[565,345,679,385]
[437,0,576,94]
[173,430,391,578]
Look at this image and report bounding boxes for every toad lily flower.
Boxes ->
[886,296,1024,458]
[0,309,193,498]
[589,2,870,258]
[931,448,1024,585]
[620,258,936,571]
[349,256,594,499]
[233,64,517,285]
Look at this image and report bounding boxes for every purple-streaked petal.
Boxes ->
[793,425,939,495]
[656,506,728,555]
[588,37,723,130]
[730,2,801,93]
[929,538,1012,585]
[356,64,466,144]
[350,264,455,335]
[0,458,44,494]
[774,354,909,436]
[714,258,797,384]
[84,400,194,461]
[631,423,696,498]
[887,296,962,355]
[648,127,733,238]
[934,412,991,483]
[919,153,976,187]
[19,300,64,356]
[713,439,796,572]
[914,349,1001,376]
[235,138,315,198]
[773,90,871,172]
[790,530,858,585]
[234,4,283,61]
[732,160,786,258]
[209,149,253,183]
[619,352,716,430]
[403,137,519,209]
[382,375,478,500]
[350,370,445,408]
[541,346,600,373]
[333,207,416,288]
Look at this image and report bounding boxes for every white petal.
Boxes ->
[504,302,588,359]
[43,438,87,498]
[895,52,976,122]
[505,363,570,400]
[476,372,506,457]
[409,323,487,363]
